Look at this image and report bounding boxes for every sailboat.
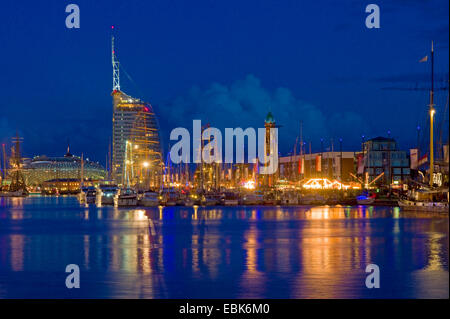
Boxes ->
[77,153,87,203]
[0,134,29,197]
[398,41,449,213]
[114,140,138,207]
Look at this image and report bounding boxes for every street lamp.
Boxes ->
[339,138,343,181]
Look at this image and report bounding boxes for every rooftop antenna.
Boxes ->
[112,26,120,92]
[66,138,71,156]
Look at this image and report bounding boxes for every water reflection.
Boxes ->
[0,197,448,298]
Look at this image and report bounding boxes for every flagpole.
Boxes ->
[429,41,435,187]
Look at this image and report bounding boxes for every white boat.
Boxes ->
[161,188,179,206]
[77,191,86,203]
[96,184,119,205]
[139,191,160,207]
[398,199,448,213]
[240,193,264,205]
[80,187,96,204]
[184,197,195,206]
[114,188,138,207]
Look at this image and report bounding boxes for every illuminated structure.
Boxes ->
[302,178,352,190]
[22,148,106,186]
[41,179,82,195]
[263,111,277,187]
[8,134,27,192]
[111,34,162,185]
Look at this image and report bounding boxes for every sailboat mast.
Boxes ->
[429,41,435,187]
[1,143,6,186]
[80,153,84,188]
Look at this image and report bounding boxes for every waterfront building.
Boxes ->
[111,36,162,186]
[279,151,356,182]
[41,178,81,195]
[362,136,410,185]
[22,149,106,186]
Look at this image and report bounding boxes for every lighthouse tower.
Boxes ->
[264,111,276,187]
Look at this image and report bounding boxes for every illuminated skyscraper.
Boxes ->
[111,35,162,186]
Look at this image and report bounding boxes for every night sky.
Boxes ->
[0,0,448,165]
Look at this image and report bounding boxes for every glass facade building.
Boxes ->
[112,90,162,186]
[363,137,410,185]
[22,153,106,186]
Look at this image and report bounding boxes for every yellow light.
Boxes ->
[142,161,149,168]
[430,109,436,117]
[243,180,255,190]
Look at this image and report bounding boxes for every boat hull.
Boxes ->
[0,190,28,197]
[101,196,115,205]
[86,196,96,204]
[224,199,239,206]
[139,198,159,207]
[398,199,448,213]
[116,197,137,207]
[357,198,375,205]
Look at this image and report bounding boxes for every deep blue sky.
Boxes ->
[0,0,448,164]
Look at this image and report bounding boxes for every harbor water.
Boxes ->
[0,196,448,298]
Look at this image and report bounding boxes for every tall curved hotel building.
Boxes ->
[111,35,162,186]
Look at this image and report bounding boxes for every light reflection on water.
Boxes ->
[0,196,448,299]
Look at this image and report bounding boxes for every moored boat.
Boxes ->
[81,186,96,204]
[221,192,239,206]
[114,188,138,207]
[96,184,119,205]
[300,194,326,205]
[160,188,179,206]
[139,190,160,207]
[356,191,376,205]
[184,197,195,206]
[0,189,29,197]
[398,187,449,213]
[240,192,264,205]
[280,192,299,205]
[398,198,448,213]
[202,193,221,206]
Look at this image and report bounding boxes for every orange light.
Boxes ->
[302,178,351,190]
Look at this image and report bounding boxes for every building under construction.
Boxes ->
[111,34,162,187]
